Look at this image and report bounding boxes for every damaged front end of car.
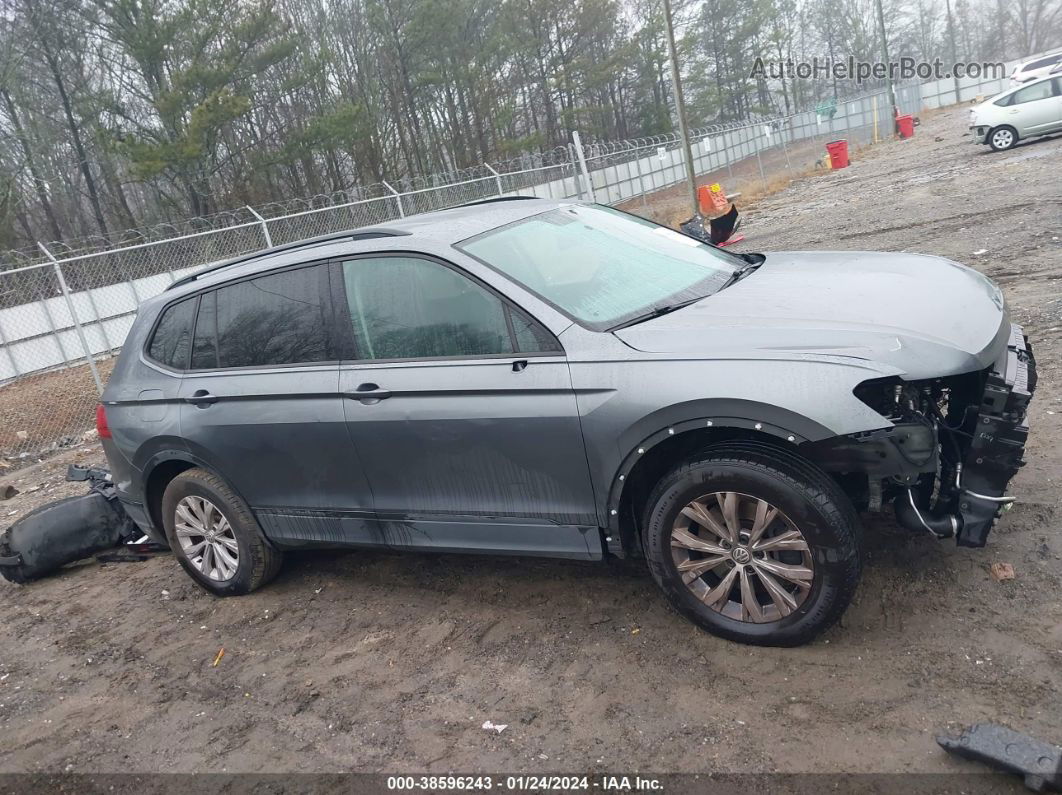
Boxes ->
[805,325,1036,547]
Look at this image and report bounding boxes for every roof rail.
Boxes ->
[458,195,542,208]
[167,228,407,291]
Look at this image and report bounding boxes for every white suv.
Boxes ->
[1010,52,1062,86]
[969,75,1062,150]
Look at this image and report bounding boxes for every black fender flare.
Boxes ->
[601,402,834,554]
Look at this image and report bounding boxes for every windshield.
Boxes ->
[458,204,742,330]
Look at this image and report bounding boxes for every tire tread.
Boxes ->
[642,441,861,646]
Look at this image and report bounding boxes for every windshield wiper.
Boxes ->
[720,258,763,289]
[609,295,706,331]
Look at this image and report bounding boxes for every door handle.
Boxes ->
[344,383,392,403]
[512,359,528,372]
[183,390,217,406]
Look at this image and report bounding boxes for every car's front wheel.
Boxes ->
[642,443,861,646]
[161,468,282,596]
[988,125,1018,151]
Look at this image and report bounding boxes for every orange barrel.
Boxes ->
[825,140,849,169]
[896,114,915,138]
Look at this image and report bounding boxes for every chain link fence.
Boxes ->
[0,81,929,467]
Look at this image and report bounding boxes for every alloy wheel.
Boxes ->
[991,129,1014,149]
[174,495,240,581]
[670,492,813,623]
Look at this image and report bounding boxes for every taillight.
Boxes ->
[96,404,112,439]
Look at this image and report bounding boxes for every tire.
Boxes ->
[161,468,281,596]
[988,126,1017,151]
[641,442,861,647]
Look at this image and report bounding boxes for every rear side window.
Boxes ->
[190,264,336,369]
[340,256,560,360]
[148,298,196,369]
[191,291,217,369]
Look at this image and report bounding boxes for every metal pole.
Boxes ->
[571,132,596,202]
[382,181,405,218]
[632,146,649,207]
[82,283,113,353]
[754,128,767,190]
[944,0,962,104]
[874,0,898,129]
[245,205,273,248]
[662,0,699,219]
[38,243,104,395]
[483,163,504,196]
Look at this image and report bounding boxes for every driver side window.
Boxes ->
[340,256,560,360]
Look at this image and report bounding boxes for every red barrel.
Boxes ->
[896,114,915,138]
[825,140,849,169]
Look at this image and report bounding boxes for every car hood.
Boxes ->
[613,251,1008,379]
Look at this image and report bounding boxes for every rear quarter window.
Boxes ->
[147,298,196,369]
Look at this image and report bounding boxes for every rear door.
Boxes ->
[336,253,599,559]
[178,261,376,544]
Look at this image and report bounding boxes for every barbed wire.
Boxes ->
[0,87,908,272]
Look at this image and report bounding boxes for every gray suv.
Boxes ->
[100,199,1035,646]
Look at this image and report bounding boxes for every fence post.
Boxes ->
[571,131,596,202]
[483,163,504,196]
[38,243,104,396]
[754,127,767,190]
[245,205,273,248]
[382,181,405,218]
[631,146,648,207]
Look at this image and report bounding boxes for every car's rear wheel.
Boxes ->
[642,443,861,646]
[988,126,1017,151]
[161,468,282,596]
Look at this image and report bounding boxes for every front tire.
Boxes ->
[988,126,1017,151]
[642,443,861,646]
[161,468,282,596]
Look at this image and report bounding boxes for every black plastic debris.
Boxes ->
[0,465,140,583]
[938,723,1062,792]
[679,203,741,245]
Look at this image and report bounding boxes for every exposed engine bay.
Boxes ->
[806,324,1036,547]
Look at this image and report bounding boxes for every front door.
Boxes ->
[178,262,376,545]
[1010,79,1062,135]
[336,254,599,559]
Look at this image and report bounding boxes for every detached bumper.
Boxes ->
[955,324,1036,547]
[969,125,990,144]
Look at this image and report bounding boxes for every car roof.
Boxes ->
[161,196,570,301]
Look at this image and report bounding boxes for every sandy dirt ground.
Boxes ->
[0,106,1059,781]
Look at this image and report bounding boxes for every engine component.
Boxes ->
[893,488,959,538]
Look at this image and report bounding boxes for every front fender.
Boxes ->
[571,355,899,530]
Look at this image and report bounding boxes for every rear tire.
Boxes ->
[988,126,1017,151]
[161,468,281,596]
[642,443,861,647]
